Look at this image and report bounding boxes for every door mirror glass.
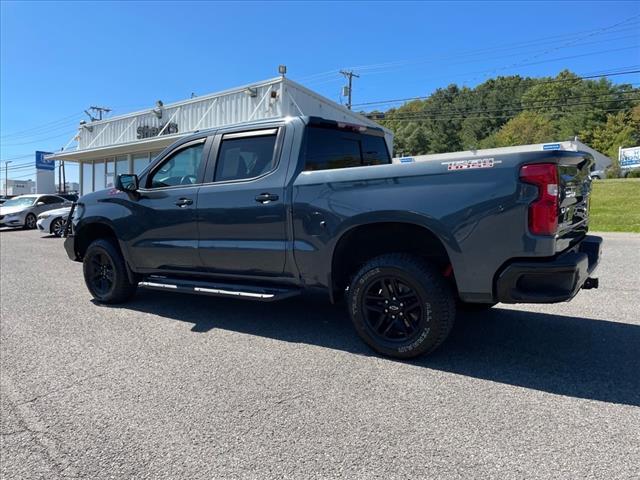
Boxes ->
[116,173,139,192]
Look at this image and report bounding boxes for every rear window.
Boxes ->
[304,126,390,171]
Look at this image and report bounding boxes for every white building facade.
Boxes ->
[48,77,392,195]
[2,179,36,196]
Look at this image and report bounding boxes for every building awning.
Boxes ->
[45,133,184,163]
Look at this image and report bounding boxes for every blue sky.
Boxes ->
[1,0,639,184]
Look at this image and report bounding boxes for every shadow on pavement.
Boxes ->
[105,290,640,407]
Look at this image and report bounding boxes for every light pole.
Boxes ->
[4,161,11,196]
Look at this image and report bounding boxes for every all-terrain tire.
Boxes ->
[83,239,137,304]
[347,253,456,359]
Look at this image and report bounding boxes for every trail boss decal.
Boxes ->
[442,158,501,171]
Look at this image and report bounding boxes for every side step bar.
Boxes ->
[138,276,300,302]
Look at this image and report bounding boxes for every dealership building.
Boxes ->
[47,76,392,195]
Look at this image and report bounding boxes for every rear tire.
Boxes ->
[347,253,456,359]
[24,214,36,230]
[83,239,137,304]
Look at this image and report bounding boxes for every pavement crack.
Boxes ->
[18,372,108,406]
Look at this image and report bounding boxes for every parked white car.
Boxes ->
[0,194,71,229]
[37,206,72,237]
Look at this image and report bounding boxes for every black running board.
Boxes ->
[138,276,300,302]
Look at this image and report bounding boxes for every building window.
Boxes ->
[82,163,93,195]
[106,159,115,188]
[94,160,105,191]
[116,155,129,176]
[133,153,150,175]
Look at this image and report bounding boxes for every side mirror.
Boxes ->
[116,174,139,192]
[36,201,45,206]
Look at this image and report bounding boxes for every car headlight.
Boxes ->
[38,213,50,219]
[4,214,18,219]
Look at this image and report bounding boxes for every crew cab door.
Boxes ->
[126,137,210,271]
[196,126,288,276]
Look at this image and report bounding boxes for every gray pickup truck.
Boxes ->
[64,116,601,358]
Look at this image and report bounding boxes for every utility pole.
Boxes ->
[84,106,111,122]
[340,70,359,110]
[4,161,12,196]
[62,160,66,193]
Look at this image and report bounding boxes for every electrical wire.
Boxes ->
[299,16,640,83]
[352,70,640,108]
[0,112,83,139]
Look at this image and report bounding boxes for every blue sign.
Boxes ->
[35,151,55,171]
[399,157,415,163]
[620,146,640,168]
[542,144,561,151]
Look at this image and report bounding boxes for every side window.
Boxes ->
[148,142,204,188]
[304,127,390,171]
[304,128,361,171]
[215,132,278,182]
[362,135,390,166]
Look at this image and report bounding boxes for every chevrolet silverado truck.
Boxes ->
[64,116,601,358]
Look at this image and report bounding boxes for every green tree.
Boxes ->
[486,111,557,147]
[591,105,640,166]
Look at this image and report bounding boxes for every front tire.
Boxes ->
[24,213,36,229]
[51,218,66,237]
[83,239,137,304]
[347,254,456,359]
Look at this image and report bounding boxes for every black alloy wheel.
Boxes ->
[82,239,137,304]
[87,251,115,296]
[362,276,425,343]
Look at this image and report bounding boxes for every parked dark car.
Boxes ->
[57,193,79,202]
[64,116,601,358]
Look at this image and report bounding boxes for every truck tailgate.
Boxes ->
[556,154,594,251]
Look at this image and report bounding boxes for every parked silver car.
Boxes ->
[0,194,72,229]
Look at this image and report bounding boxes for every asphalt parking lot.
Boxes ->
[1,228,639,479]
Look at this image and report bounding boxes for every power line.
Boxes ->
[303,18,640,87]
[377,96,640,120]
[0,112,83,139]
[301,16,640,84]
[0,130,78,147]
[0,153,33,162]
[377,105,637,123]
[352,70,640,108]
[359,87,640,110]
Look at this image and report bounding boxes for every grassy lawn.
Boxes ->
[589,178,640,233]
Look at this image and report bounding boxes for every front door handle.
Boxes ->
[255,193,279,204]
[175,197,194,207]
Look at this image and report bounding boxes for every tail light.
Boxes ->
[520,163,559,236]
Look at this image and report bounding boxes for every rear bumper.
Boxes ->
[496,235,602,303]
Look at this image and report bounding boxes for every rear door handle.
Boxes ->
[255,193,279,204]
[175,197,194,207]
